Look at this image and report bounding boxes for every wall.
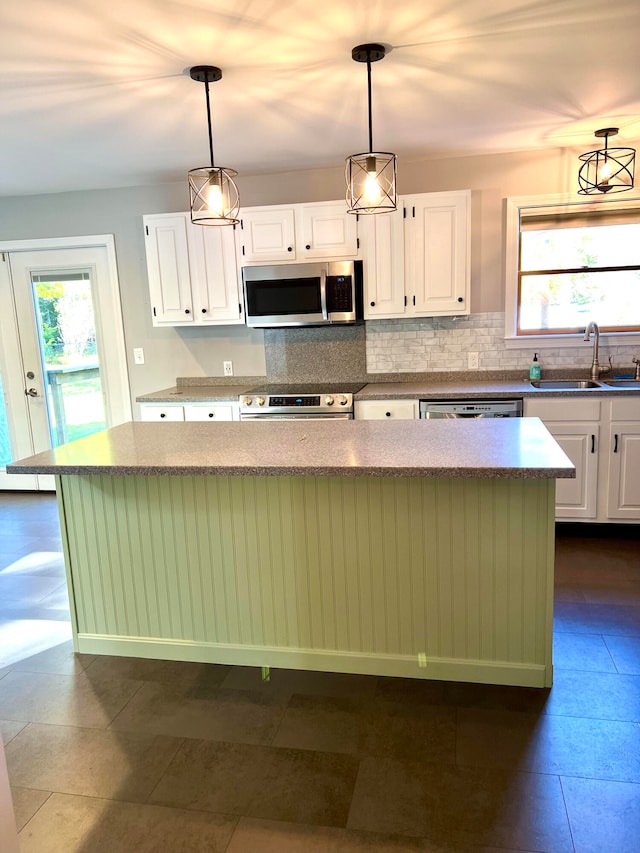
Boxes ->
[0,144,636,404]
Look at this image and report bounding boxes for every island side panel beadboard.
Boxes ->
[57,474,556,687]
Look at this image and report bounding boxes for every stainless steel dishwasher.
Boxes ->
[419,399,523,419]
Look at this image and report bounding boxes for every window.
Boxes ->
[505,194,640,343]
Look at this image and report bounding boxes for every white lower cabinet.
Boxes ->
[354,399,419,420]
[140,403,239,422]
[607,399,640,519]
[140,405,185,422]
[524,396,640,522]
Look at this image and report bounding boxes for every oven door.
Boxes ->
[243,263,328,328]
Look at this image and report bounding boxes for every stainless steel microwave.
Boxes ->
[242,260,363,328]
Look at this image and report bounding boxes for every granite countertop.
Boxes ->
[7,419,574,480]
[355,378,640,400]
[136,384,257,403]
[137,378,640,404]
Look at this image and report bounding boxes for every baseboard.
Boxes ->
[75,633,550,688]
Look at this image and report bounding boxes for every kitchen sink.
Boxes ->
[530,380,601,389]
[602,380,640,389]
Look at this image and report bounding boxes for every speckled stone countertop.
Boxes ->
[355,379,640,400]
[137,377,640,403]
[137,384,257,403]
[7,419,574,479]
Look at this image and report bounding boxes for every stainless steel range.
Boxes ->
[239,384,364,420]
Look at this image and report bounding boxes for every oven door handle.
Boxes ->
[320,270,328,320]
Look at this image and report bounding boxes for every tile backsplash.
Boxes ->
[365,312,639,374]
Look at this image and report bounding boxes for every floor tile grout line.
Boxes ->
[104,679,148,731]
[16,789,53,836]
[558,775,578,853]
[143,735,187,806]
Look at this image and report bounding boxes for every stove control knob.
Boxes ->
[337,395,348,406]
[242,397,253,406]
[256,397,265,406]
[325,396,334,406]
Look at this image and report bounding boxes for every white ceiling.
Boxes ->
[2,0,640,196]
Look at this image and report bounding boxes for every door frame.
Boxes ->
[0,235,131,489]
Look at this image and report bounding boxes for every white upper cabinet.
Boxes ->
[360,190,471,320]
[359,207,406,318]
[238,200,359,264]
[144,213,243,327]
[405,191,470,316]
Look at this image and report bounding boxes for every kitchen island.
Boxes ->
[8,418,574,687]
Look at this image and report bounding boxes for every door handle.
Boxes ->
[25,387,39,397]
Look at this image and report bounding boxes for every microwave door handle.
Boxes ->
[320,270,328,320]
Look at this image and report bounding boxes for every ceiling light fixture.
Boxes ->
[577,128,635,195]
[188,65,240,226]
[345,43,397,215]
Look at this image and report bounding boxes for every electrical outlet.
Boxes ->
[223,360,233,376]
[133,348,145,365]
[468,352,479,370]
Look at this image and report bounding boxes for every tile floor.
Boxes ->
[0,492,639,853]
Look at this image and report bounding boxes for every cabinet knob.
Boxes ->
[160,413,166,418]
[202,308,207,314]
[457,297,463,303]
[370,301,375,307]
[305,244,311,250]
[208,412,214,418]
[385,411,391,417]
[185,308,191,314]
[287,246,293,252]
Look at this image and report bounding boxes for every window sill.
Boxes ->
[504,332,640,350]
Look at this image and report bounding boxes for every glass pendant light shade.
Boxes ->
[346,152,397,214]
[578,128,635,195]
[189,166,240,225]
[346,44,397,215]
[188,65,239,225]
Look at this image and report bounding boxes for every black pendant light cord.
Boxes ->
[366,54,373,152]
[204,79,215,168]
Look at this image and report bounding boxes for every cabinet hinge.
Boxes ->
[145,225,149,236]
[153,306,156,317]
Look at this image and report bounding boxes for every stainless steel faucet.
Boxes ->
[583,321,612,381]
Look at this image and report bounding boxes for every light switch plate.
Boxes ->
[133,348,145,365]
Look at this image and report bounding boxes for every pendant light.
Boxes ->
[188,65,240,225]
[345,44,397,215]
[578,128,635,195]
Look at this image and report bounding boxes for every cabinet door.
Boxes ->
[298,202,358,259]
[184,404,235,422]
[239,207,296,262]
[607,423,640,519]
[360,208,406,318]
[187,226,242,323]
[140,405,185,422]
[354,400,418,420]
[545,423,599,519]
[144,214,194,325]
[404,191,470,317]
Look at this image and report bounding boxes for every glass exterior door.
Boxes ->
[0,241,131,490]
